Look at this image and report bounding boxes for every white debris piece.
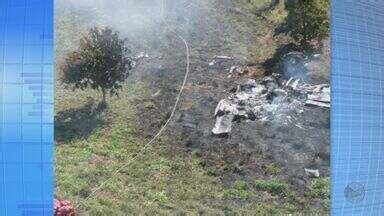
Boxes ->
[308,94,330,103]
[305,100,330,108]
[291,79,300,89]
[214,99,238,116]
[209,55,234,66]
[152,90,161,98]
[283,77,293,87]
[131,52,149,68]
[305,85,330,108]
[136,52,149,59]
[214,55,234,60]
[273,89,288,97]
[229,66,239,74]
[212,114,234,135]
[304,168,320,178]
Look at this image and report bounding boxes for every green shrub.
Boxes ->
[310,178,330,199]
[254,179,288,195]
[223,180,252,199]
[286,0,329,45]
[153,191,168,205]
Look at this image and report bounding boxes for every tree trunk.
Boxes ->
[101,88,107,107]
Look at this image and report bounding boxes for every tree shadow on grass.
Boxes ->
[55,97,107,143]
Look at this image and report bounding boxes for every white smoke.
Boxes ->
[56,0,164,34]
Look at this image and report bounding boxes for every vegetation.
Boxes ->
[309,177,330,200]
[61,27,132,106]
[308,177,330,210]
[223,180,253,199]
[255,179,288,195]
[285,0,330,45]
[265,163,282,175]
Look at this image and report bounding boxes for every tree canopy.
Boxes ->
[62,27,132,105]
[286,0,329,46]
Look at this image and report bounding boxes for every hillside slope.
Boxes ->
[55,0,330,214]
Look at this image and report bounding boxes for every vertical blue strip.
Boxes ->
[0,0,53,215]
[332,0,384,215]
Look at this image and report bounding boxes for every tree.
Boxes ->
[61,27,132,106]
[255,0,281,16]
[285,0,329,46]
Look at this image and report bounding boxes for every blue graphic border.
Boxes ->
[0,0,53,215]
[332,0,384,215]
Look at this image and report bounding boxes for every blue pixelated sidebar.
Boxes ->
[332,0,384,215]
[0,0,53,215]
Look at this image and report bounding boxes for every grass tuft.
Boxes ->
[223,180,253,199]
[254,179,288,195]
[309,177,330,199]
[265,163,281,175]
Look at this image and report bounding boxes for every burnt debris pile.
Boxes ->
[212,73,330,135]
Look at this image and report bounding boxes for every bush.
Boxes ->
[285,0,329,45]
[223,180,252,199]
[310,177,330,199]
[61,27,132,106]
[254,179,288,195]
